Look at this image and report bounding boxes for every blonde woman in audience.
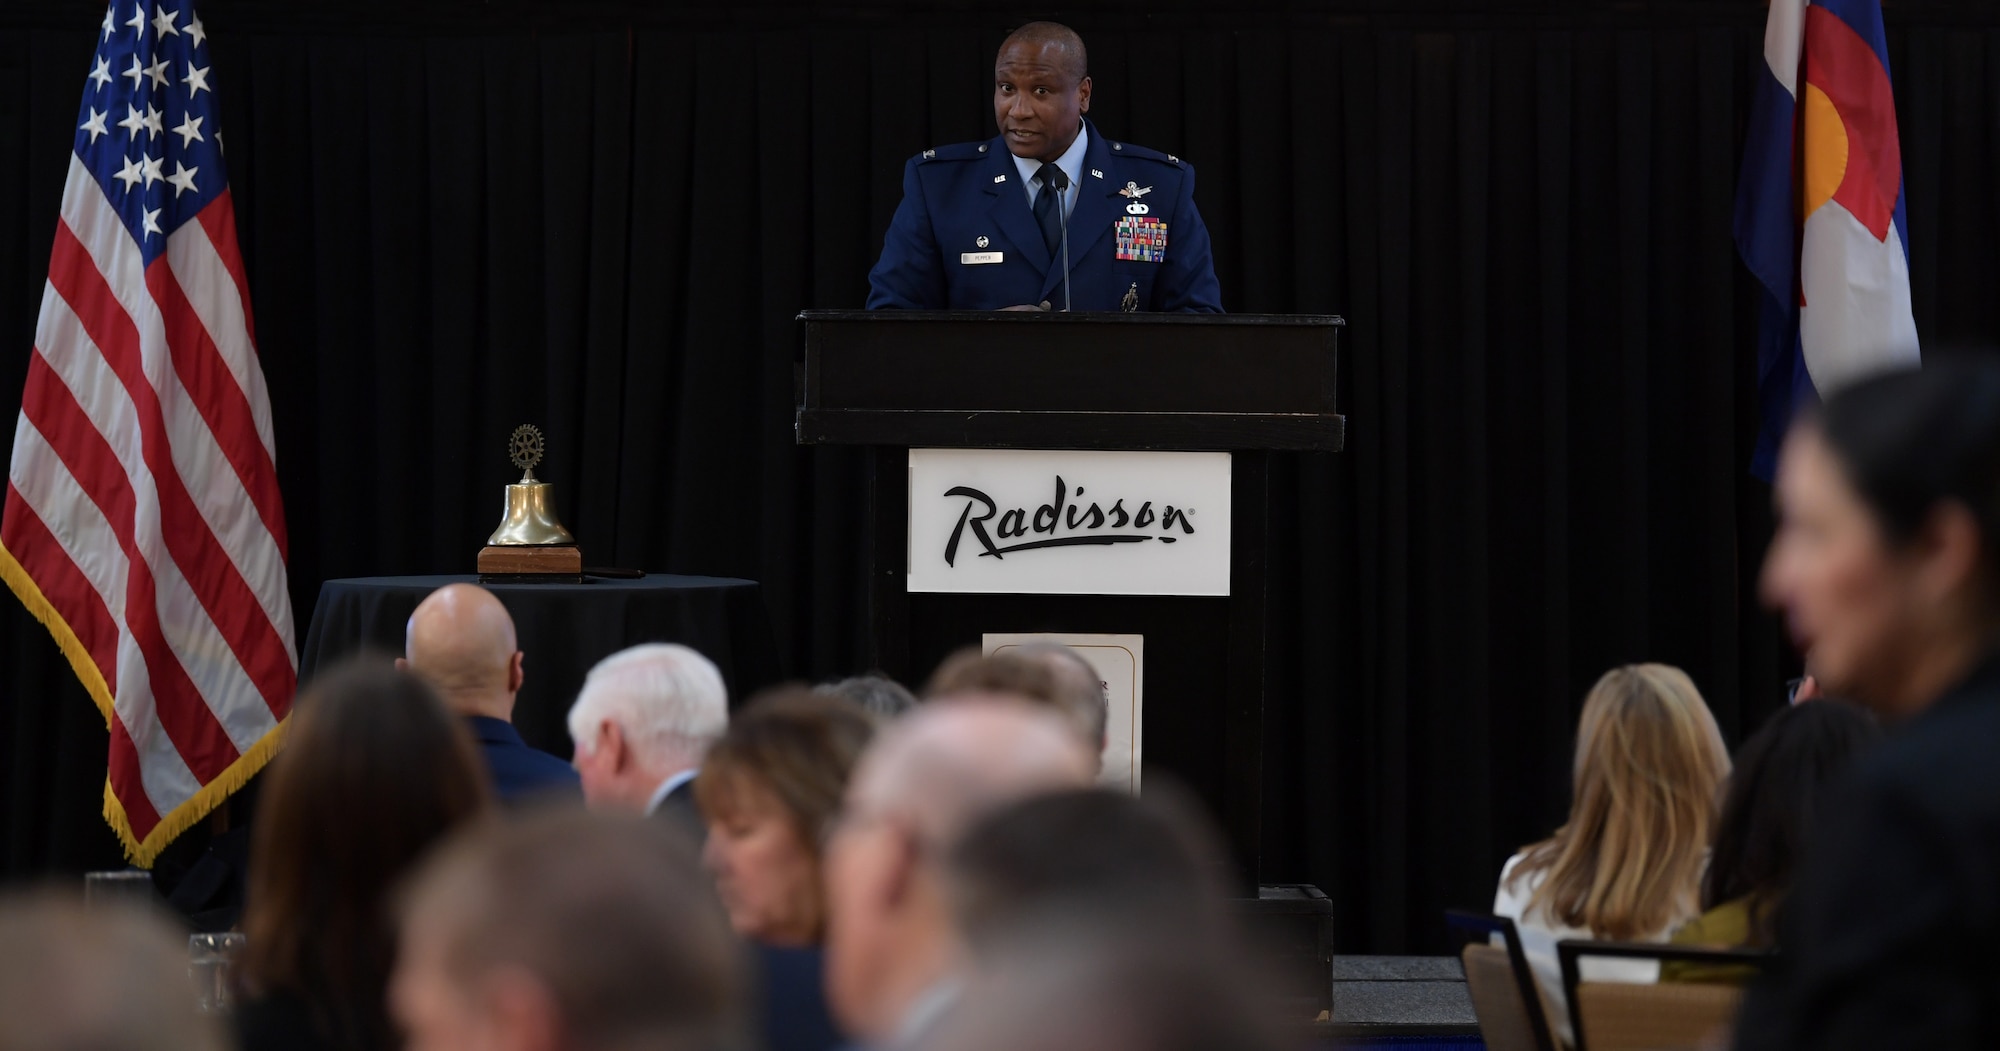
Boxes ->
[1492,663,1730,1045]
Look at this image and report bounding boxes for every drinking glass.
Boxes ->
[188,932,247,1014]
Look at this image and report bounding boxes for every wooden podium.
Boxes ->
[797,310,1344,884]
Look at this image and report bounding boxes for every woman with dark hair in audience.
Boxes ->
[1662,700,1880,980]
[1738,358,2000,1050]
[694,688,878,1051]
[236,660,491,1051]
[1493,663,1730,1044]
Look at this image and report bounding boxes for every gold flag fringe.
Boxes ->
[1,538,289,867]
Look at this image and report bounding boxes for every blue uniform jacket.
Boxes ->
[866,122,1223,313]
[464,715,579,805]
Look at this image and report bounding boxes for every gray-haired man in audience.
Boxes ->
[822,697,1096,1049]
[566,643,728,835]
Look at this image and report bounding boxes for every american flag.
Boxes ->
[1,1,294,865]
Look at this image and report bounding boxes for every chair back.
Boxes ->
[1556,940,1772,1051]
[1445,910,1555,1051]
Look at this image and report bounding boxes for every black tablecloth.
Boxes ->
[300,574,782,758]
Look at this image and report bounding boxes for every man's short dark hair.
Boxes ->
[999,21,1089,82]
[401,811,747,1051]
[943,786,1228,955]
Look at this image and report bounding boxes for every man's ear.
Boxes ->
[880,817,925,909]
[603,722,630,775]
[480,966,564,1051]
[1914,502,1985,610]
[507,651,526,694]
[1077,75,1092,114]
[394,657,409,673]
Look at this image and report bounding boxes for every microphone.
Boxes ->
[1049,166,1072,313]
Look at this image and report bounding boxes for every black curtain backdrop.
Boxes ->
[3,0,1999,953]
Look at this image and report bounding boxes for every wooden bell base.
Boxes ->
[477,544,583,584]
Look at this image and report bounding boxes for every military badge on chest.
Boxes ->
[1115,182,1167,262]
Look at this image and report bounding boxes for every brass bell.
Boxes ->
[486,425,575,547]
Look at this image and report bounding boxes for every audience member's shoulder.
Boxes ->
[1841,689,2000,827]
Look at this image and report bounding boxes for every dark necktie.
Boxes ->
[1034,165,1065,255]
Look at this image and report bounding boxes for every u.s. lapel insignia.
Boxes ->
[1090,168,1104,179]
[1118,182,1154,200]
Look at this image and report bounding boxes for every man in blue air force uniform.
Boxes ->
[867,22,1224,313]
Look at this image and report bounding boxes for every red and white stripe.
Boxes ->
[3,155,294,862]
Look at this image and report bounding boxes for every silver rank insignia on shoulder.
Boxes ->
[978,144,989,153]
[1119,182,1153,200]
[1168,154,1180,164]
[922,148,935,159]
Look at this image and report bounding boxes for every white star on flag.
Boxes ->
[112,154,144,191]
[187,15,206,47]
[101,5,115,40]
[121,53,144,89]
[79,108,109,144]
[152,7,179,37]
[145,57,171,89]
[143,104,164,139]
[172,112,203,148]
[124,5,145,33]
[90,57,113,90]
[140,154,163,187]
[166,161,199,197]
[183,64,210,96]
[141,206,162,238]
[116,103,146,139]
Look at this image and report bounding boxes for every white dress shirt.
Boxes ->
[645,767,698,816]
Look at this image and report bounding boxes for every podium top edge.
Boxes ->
[796,309,1345,327]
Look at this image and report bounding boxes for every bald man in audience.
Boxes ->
[822,698,1096,1049]
[398,584,579,803]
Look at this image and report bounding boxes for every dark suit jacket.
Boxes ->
[1734,653,2000,1050]
[651,774,706,845]
[866,121,1223,313]
[465,715,579,804]
[756,943,846,1051]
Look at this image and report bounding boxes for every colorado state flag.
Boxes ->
[1738,0,1920,477]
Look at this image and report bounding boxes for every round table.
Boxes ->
[300,574,782,757]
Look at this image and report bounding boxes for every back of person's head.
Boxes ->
[926,647,1106,758]
[399,583,522,718]
[695,688,879,943]
[1511,663,1730,940]
[1767,357,2000,717]
[1703,699,1882,945]
[394,811,747,1051]
[927,933,1291,1051]
[0,891,226,1051]
[568,643,728,767]
[814,674,919,720]
[944,786,1229,960]
[243,658,490,1047]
